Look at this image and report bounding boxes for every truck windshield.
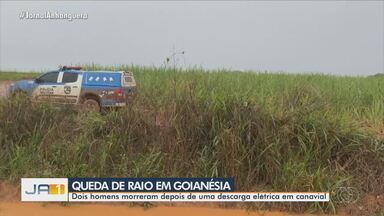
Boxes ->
[36,72,59,83]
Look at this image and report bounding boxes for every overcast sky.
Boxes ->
[0,1,383,75]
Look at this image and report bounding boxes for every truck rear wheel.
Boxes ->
[83,98,100,112]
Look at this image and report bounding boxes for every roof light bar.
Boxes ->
[61,66,82,71]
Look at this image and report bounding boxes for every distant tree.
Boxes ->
[372,73,384,77]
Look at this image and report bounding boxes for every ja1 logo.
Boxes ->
[25,184,65,195]
[21,178,68,202]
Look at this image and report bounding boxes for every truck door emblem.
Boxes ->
[64,86,71,94]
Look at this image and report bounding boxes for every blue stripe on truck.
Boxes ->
[82,72,121,87]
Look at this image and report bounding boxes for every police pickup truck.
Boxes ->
[8,66,136,111]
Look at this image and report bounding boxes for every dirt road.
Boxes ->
[0,203,326,216]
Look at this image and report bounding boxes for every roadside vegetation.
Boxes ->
[0,71,40,81]
[0,66,383,214]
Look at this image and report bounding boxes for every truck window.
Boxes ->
[38,72,59,83]
[62,72,78,83]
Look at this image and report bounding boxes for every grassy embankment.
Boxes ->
[0,72,40,81]
[0,66,383,213]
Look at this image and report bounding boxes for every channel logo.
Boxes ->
[21,178,68,201]
[25,184,65,195]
